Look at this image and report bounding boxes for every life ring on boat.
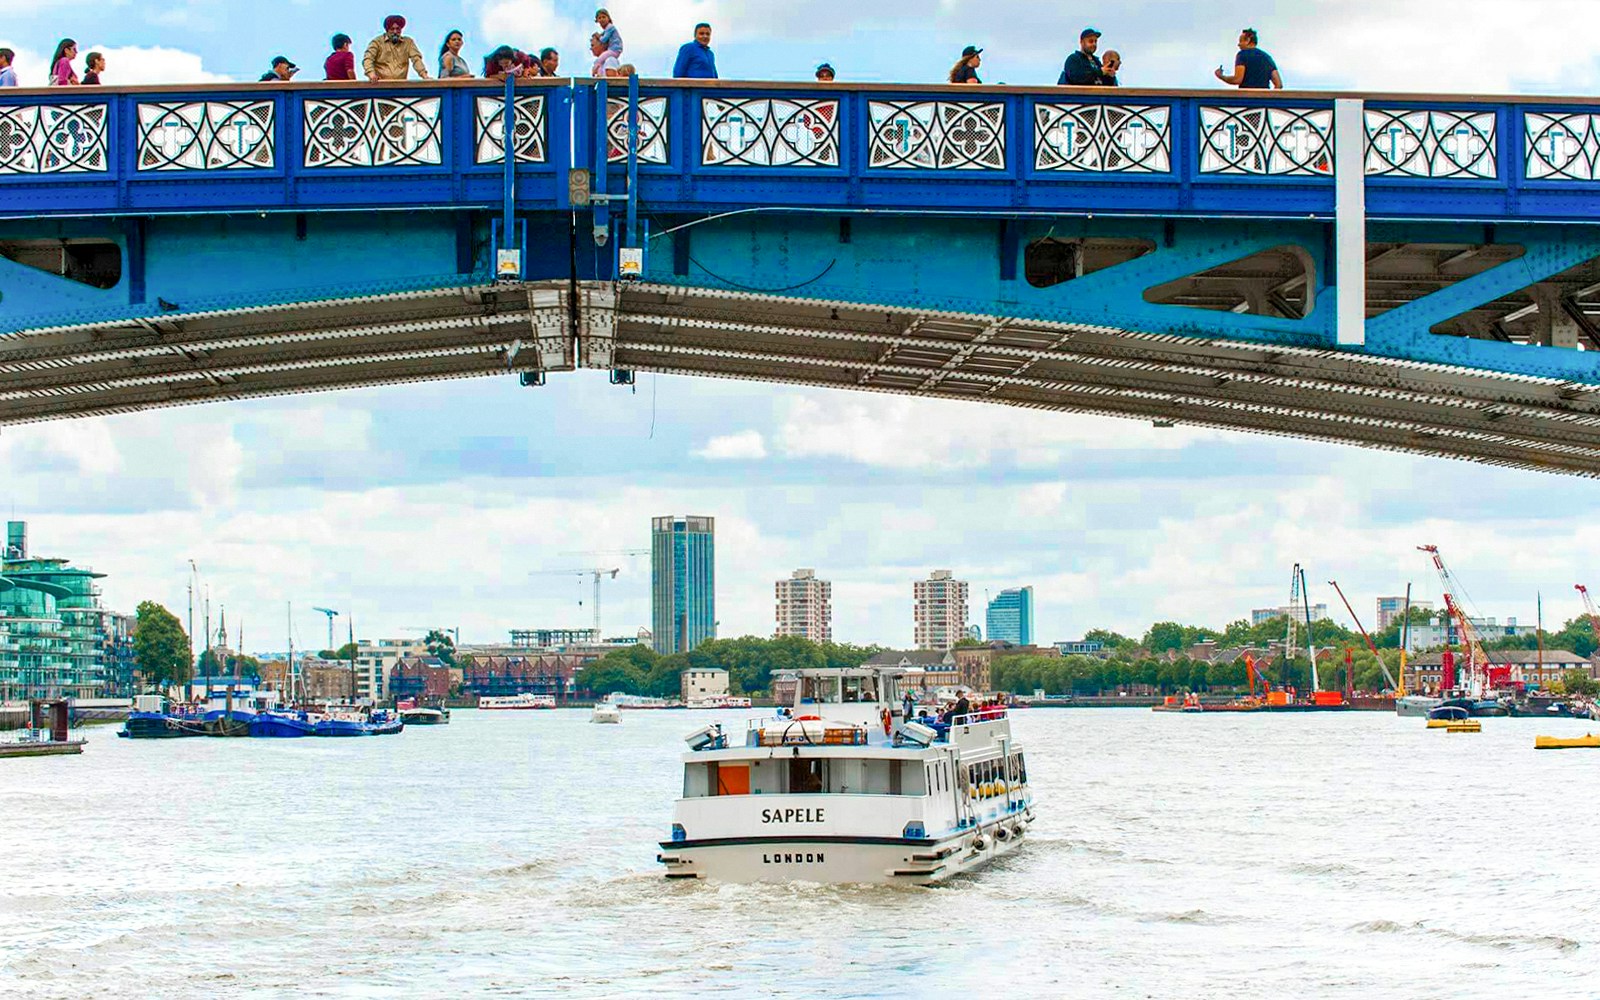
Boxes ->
[880,708,892,736]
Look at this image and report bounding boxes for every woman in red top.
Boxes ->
[324,33,356,80]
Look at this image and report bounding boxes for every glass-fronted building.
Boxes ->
[0,521,130,700]
[651,515,715,655]
[985,587,1035,646]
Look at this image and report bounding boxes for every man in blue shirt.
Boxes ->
[0,49,16,87]
[1214,28,1281,89]
[673,22,717,79]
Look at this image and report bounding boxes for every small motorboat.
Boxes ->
[368,711,405,736]
[1426,705,1471,728]
[591,701,622,724]
[1534,733,1600,750]
[399,706,450,726]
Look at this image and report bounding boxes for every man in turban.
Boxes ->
[363,14,430,80]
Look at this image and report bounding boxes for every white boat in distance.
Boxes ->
[478,694,557,710]
[591,701,622,724]
[686,696,753,710]
[658,666,1035,886]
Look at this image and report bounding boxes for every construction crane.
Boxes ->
[1574,585,1600,651]
[1418,545,1506,695]
[1289,564,1319,692]
[531,568,621,633]
[1328,580,1399,692]
[312,607,339,651]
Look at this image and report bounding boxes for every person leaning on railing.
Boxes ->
[325,34,356,81]
[364,13,430,81]
[0,48,16,87]
[439,28,471,78]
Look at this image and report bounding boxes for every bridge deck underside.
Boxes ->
[6,281,1600,476]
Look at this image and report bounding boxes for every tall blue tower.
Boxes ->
[651,516,716,654]
[985,587,1035,646]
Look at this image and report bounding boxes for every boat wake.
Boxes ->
[1350,920,1581,953]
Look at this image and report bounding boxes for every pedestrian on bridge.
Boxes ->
[1214,27,1281,89]
[439,29,471,78]
[483,46,523,80]
[673,23,718,79]
[1059,27,1115,86]
[364,14,430,81]
[0,49,15,87]
[259,56,299,83]
[595,9,623,59]
[590,34,622,77]
[949,45,982,85]
[533,47,561,77]
[48,39,77,86]
[1101,50,1122,86]
[815,63,835,82]
[325,34,356,81]
[82,52,105,85]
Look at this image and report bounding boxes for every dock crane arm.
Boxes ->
[1328,580,1398,691]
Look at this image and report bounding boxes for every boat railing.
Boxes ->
[947,709,1010,727]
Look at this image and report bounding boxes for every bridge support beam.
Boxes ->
[1335,98,1366,348]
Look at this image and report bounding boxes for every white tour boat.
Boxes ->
[591,700,622,724]
[478,693,557,711]
[658,667,1035,885]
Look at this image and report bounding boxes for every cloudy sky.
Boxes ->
[4,0,1600,652]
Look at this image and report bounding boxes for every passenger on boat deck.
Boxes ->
[942,693,972,724]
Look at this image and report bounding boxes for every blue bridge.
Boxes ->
[5,78,1600,473]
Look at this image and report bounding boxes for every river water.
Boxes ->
[2,709,1597,999]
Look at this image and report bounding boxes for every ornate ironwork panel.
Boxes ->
[869,101,1006,171]
[1525,112,1600,181]
[1034,103,1170,173]
[700,98,839,167]
[606,96,669,164]
[303,97,443,168]
[1198,106,1333,176]
[136,101,275,171]
[0,104,109,174]
[474,95,547,164]
[1365,108,1497,179]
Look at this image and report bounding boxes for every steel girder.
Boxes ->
[5,280,1600,476]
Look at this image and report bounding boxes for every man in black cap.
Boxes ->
[1060,27,1115,86]
[260,56,299,82]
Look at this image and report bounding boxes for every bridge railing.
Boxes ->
[3,80,1600,220]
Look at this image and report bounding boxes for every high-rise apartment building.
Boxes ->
[914,570,969,652]
[1250,603,1329,626]
[1376,596,1435,631]
[775,569,832,643]
[985,587,1035,645]
[652,515,716,655]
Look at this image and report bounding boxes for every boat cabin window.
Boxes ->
[842,677,877,703]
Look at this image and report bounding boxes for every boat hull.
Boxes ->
[1395,696,1441,718]
[249,714,317,738]
[313,719,372,737]
[120,712,205,739]
[399,710,448,726]
[659,815,1032,886]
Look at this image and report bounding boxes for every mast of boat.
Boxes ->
[1537,591,1545,680]
[286,601,296,707]
[1398,583,1411,698]
[347,617,357,705]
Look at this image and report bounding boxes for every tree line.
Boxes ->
[580,636,885,698]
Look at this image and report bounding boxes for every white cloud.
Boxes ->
[693,429,767,460]
[773,392,1221,470]
[79,43,230,85]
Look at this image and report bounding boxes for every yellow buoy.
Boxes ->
[1535,734,1600,750]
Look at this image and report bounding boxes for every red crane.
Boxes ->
[1329,579,1399,692]
[1419,545,1509,695]
[1575,585,1600,650]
